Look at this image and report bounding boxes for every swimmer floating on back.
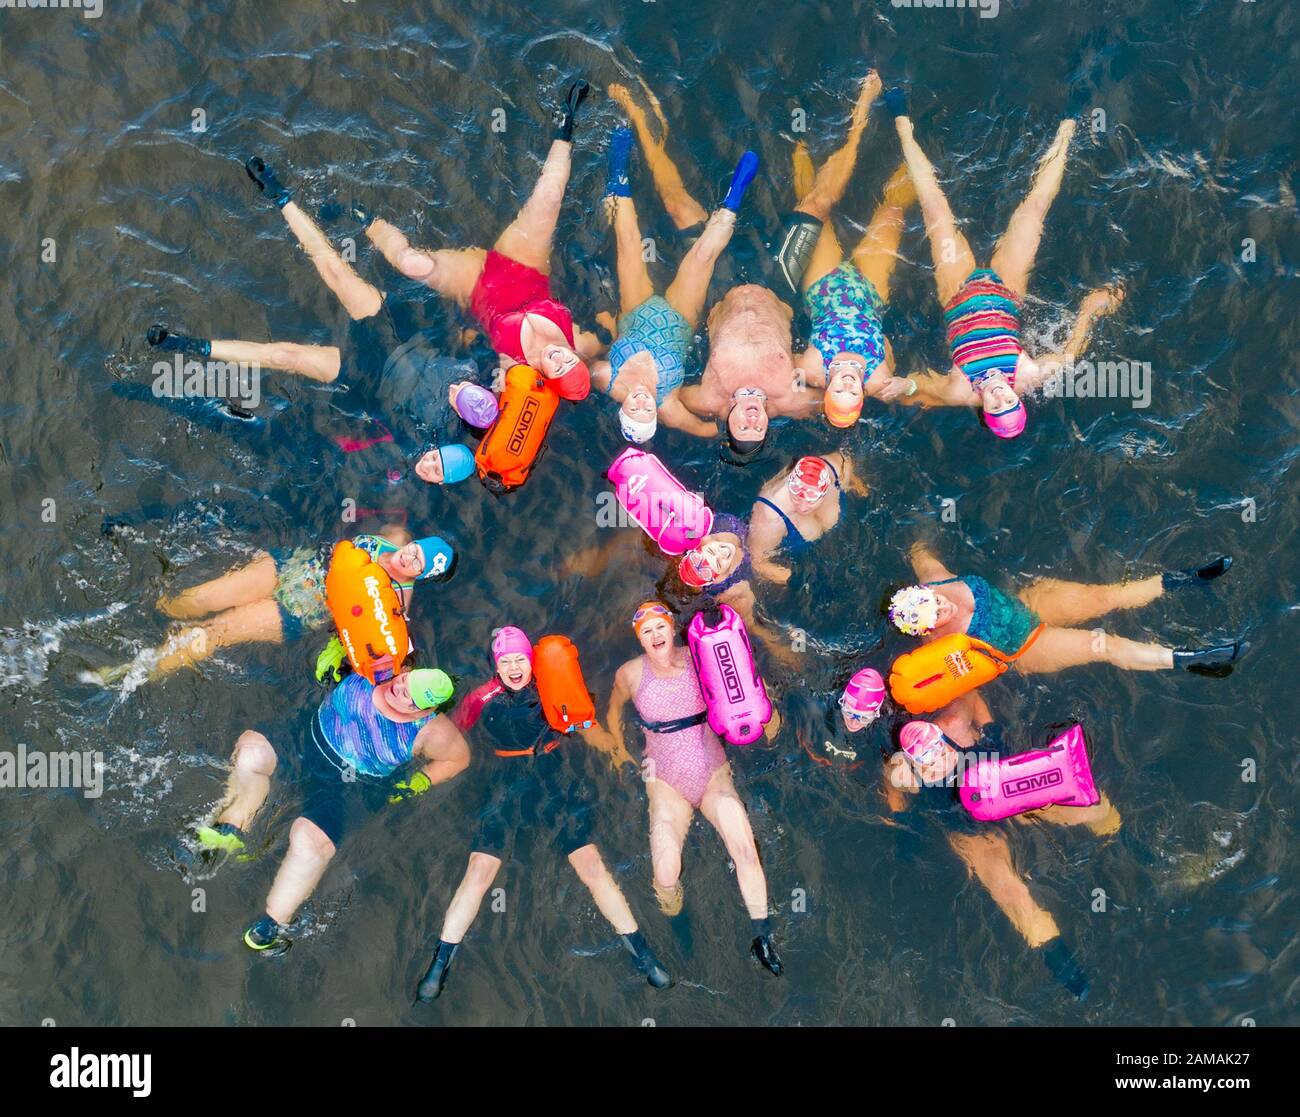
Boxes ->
[194,665,469,956]
[367,80,603,404]
[748,452,868,584]
[88,526,454,686]
[613,72,887,452]
[415,625,672,1000]
[891,542,1246,674]
[882,694,1122,999]
[593,602,782,975]
[589,128,757,441]
[883,90,1125,437]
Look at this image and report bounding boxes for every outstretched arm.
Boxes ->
[895,366,978,409]
[414,716,472,786]
[748,503,793,586]
[659,396,719,437]
[908,541,956,583]
[1023,284,1126,391]
[580,664,638,771]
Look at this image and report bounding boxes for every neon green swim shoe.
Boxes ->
[243,915,291,957]
[195,822,246,855]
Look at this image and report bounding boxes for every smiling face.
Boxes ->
[414,449,444,485]
[539,344,580,378]
[495,652,533,690]
[933,589,960,626]
[636,615,673,657]
[840,706,878,734]
[699,537,739,582]
[980,371,1020,414]
[622,386,657,424]
[387,542,426,581]
[383,671,421,715]
[825,357,866,422]
[727,392,769,444]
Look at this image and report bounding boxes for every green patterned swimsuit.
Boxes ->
[927,575,1041,656]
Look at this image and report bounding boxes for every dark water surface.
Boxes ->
[1,0,1296,1026]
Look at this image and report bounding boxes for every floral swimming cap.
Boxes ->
[889,585,939,636]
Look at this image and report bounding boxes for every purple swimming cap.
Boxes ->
[453,384,500,430]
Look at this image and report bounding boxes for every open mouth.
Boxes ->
[506,670,526,686]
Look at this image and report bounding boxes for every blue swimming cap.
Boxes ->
[438,444,475,484]
[415,536,455,581]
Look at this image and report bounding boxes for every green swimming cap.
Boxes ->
[407,668,454,710]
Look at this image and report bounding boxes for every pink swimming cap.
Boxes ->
[899,720,946,764]
[491,625,533,664]
[985,401,1027,439]
[841,668,886,716]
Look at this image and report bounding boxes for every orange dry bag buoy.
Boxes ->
[474,364,560,495]
[324,540,409,684]
[532,634,595,734]
[886,625,1043,715]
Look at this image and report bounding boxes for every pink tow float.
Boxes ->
[607,447,713,555]
[686,603,772,746]
[960,724,1100,821]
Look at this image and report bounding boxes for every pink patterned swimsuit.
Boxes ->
[634,655,727,808]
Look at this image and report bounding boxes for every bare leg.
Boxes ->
[1023,793,1122,836]
[893,116,977,305]
[791,142,815,202]
[439,852,504,943]
[646,778,693,914]
[849,163,916,303]
[663,208,738,327]
[608,82,709,230]
[1016,626,1174,674]
[610,195,656,313]
[264,817,336,925]
[793,70,882,222]
[567,843,638,934]
[149,599,285,678]
[948,831,1059,947]
[365,219,485,302]
[157,551,278,619]
[699,766,768,920]
[1018,573,1163,627]
[989,120,1077,297]
[492,139,572,274]
[278,201,384,320]
[214,730,278,832]
[208,339,340,383]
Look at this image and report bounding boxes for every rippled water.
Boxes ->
[1,0,1296,1026]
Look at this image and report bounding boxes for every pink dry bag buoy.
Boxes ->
[959,724,1099,821]
[686,603,772,746]
[607,447,714,555]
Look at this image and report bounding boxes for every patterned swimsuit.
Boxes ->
[607,295,692,403]
[943,269,1024,387]
[634,654,727,808]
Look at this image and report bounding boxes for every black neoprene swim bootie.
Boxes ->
[751,919,784,977]
[416,940,459,1002]
[244,155,293,207]
[1162,555,1232,590]
[147,324,212,358]
[621,930,672,989]
[1173,640,1247,672]
[1042,937,1090,1000]
[883,86,909,119]
[552,78,590,142]
[243,914,290,957]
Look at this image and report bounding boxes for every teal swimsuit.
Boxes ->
[606,295,692,403]
[927,574,1041,656]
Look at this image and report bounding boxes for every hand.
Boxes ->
[875,376,912,403]
[1082,284,1125,317]
[315,635,348,684]
[389,771,432,803]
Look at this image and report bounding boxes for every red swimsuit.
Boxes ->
[469,250,575,362]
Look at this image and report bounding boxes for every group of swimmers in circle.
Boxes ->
[100,71,1249,1004]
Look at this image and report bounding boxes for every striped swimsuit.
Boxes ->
[943,269,1023,387]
